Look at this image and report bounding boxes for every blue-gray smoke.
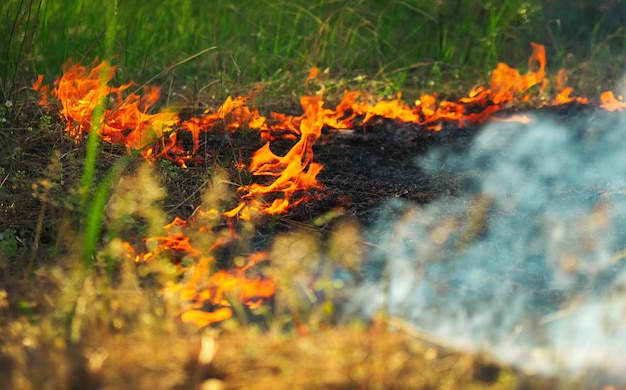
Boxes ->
[347,108,626,385]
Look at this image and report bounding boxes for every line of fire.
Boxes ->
[32,43,626,327]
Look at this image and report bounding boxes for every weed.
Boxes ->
[0,228,20,259]
[0,0,43,101]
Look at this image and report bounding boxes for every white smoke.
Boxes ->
[347,108,626,386]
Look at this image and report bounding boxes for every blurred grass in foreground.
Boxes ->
[0,157,562,389]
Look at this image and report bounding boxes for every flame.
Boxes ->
[33,43,626,219]
[225,95,327,219]
[36,61,179,158]
[33,44,626,325]
[600,91,626,111]
[123,210,276,326]
[169,260,276,327]
[305,65,319,84]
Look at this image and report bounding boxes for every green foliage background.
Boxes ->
[2,0,624,100]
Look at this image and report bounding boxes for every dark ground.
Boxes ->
[0,98,605,269]
[189,101,602,226]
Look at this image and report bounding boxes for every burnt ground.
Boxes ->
[312,120,474,223]
[197,101,601,226]
[189,117,475,226]
[1,100,601,250]
[311,102,599,224]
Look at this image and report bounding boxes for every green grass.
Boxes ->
[3,0,545,98]
[4,0,625,101]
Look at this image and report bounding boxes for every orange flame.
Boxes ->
[124,210,275,326]
[225,95,327,219]
[33,43,626,326]
[305,65,319,84]
[169,259,275,327]
[37,61,179,157]
[600,91,626,111]
[33,43,625,219]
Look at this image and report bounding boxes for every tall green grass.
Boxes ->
[14,0,542,93]
[76,3,119,267]
[3,0,626,99]
[0,0,42,100]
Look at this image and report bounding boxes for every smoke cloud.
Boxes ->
[347,107,626,386]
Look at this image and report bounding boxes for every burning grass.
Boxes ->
[31,43,626,222]
[2,40,626,388]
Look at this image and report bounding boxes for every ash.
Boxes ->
[346,107,626,386]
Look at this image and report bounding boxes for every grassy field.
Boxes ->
[3,0,537,95]
[3,0,625,99]
[1,0,626,388]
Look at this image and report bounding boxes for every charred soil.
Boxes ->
[202,101,604,226]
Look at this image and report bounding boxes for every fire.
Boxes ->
[122,209,276,327]
[33,43,625,219]
[600,91,626,111]
[169,259,276,327]
[33,44,626,326]
[34,61,179,157]
[225,95,327,218]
